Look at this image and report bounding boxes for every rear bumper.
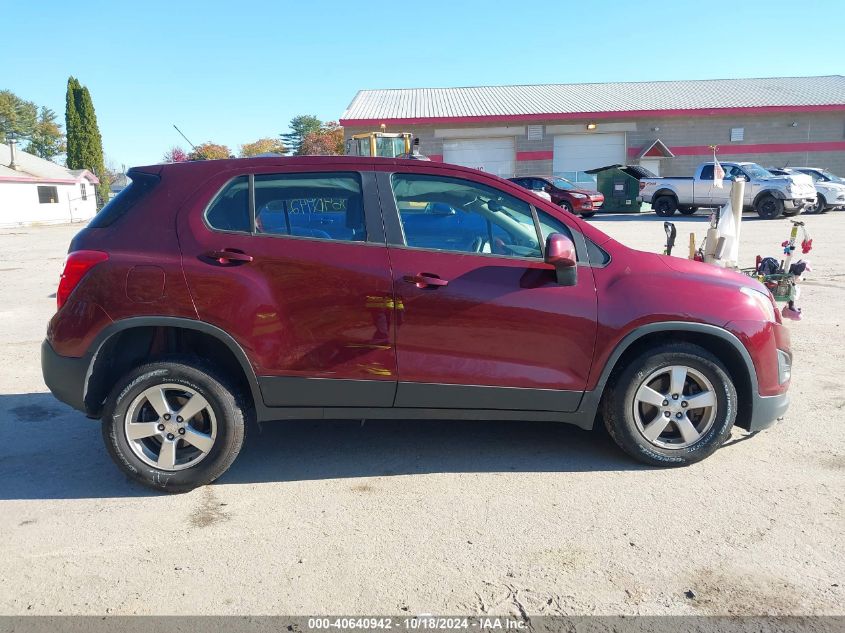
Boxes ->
[748,391,790,432]
[41,339,90,415]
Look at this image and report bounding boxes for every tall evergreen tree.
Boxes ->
[64,77,82,168]
[65,77,108,203]
[281,115,322,155]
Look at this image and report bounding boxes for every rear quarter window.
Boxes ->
[88,170,160,228]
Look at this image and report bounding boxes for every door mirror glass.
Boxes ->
[545,233,577,286]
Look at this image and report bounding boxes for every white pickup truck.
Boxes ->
[640,161,817,219]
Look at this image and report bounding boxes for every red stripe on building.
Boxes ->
[340,104,845,127]
[516,150,554,161]
[628,140,845,157]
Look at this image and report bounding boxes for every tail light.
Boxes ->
[57,250,109,309]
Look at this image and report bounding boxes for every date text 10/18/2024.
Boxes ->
[307,617,527,631]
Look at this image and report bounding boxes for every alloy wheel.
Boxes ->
[632,365,718,449]
[124,383,217,471]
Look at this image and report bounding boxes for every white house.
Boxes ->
[0,141,99,227]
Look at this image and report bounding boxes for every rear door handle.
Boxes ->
[205,249,254,264]
[403,272,449,288]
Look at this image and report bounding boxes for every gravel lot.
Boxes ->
[0,213,842,617]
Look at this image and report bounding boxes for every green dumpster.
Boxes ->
[585,164,654,213]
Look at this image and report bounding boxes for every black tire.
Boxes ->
[756,195,784,219]
[816,194,828,214]
[560,201,574,214]
[102,358,246,493]
[653,195,677,217]
[602,343,737,467]
[678,207,697,216]
[580,212,596,219]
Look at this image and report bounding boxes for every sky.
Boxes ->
[4,0,845,169]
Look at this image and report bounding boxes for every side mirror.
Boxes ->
[545,233,577,286]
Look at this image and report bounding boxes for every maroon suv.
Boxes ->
[509,175,605,217]
[42,156,791,491]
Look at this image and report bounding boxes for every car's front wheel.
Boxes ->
[603,343,736,466]
[102,359,246,492]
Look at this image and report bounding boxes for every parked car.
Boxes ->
[768,167,845,212]
[42,157,791,491]
[640,162,816,219]
[509,175,604,218]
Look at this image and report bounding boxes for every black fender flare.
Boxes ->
[84,316,263,414]
[576,321,759,426]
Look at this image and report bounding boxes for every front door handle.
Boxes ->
[205,249,254,265]
[403,272,449,289]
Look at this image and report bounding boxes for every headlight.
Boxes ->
[570,193,586,199]
[740,286,777,322]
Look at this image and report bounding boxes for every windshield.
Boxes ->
[743,163,774,179]
[802,168,842,183]
[551,177,576,190]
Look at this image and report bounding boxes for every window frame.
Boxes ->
[381,170,586,264]
[201,169,383,246]
[37,185,59,204]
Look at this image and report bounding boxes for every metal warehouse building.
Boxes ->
[340,75,845,184]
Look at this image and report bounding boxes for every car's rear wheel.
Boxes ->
[653,195,677,217]
[102,359,246,492]
[560,201,574,214]
[756,195,784,219]
[603,343,736,466]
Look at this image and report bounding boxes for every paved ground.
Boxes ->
[0,214,842,616]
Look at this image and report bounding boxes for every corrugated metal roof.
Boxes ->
[341,75,845,122]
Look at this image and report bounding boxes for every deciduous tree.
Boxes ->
[188,142,231,161]
[299,121,344,156]
[163,146,189,162]
[240,137,287,157]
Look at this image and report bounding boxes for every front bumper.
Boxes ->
[41,339,90,415]
[748,391,790,432]
[784,197,814,210]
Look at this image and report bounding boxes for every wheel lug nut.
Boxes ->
[176,416,183,423]
[163,414,171,421]
[672,394,679,400]
[157,424,165,431]
[664,411,671,418]
[662,400,669,406]
[178,428,186,435]
[681,401,688,408]
[676,412,683,419]
[166,433,175,440]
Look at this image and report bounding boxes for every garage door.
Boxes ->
[442,138,515,178]
[553,133,626,182]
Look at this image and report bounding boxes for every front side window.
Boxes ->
[391,173,549,258]
[37,186,58,204]
[254,172,366,242]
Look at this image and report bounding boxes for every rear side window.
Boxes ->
[254,172,366,242]
[205,176,250,232]
[699,165,714,180]
[89,170,160,228]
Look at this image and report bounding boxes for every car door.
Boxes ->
[177,165,397,408]
[377,167,598,411]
